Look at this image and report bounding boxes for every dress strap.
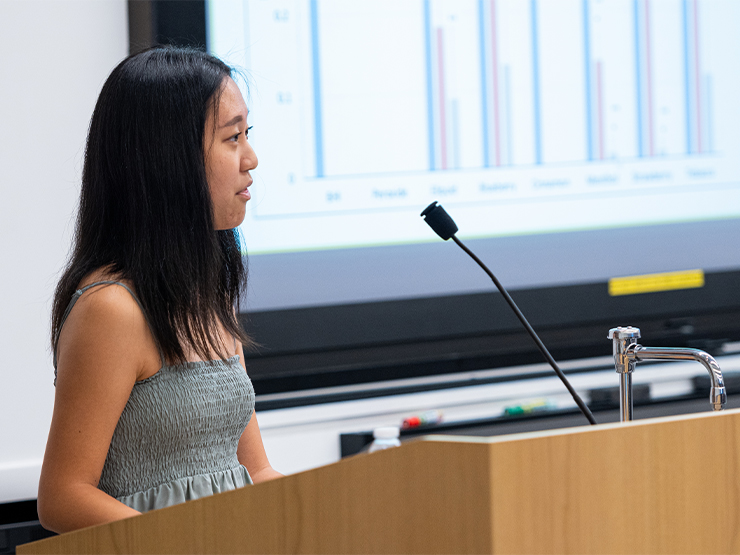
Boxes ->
[53,281,166,379]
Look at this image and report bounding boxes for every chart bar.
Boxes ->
[452,99,461,169]
[436,27,448,170]
[478,0,489,168]
[531,0,542,165]
[633,0,642,157]
[490,0,501,166]
[423,0,435,170]
[309,0,324,177]
[634,0,656,157]
[704,74,712,152]
[583,0,594,161]
[644,0,654,156]
[692,0,702,153]
[682,0,692,154]
[597,60,604,159]
[504,64,513,165]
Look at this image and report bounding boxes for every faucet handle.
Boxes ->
[608,326,641,340]
[609,326,641,374]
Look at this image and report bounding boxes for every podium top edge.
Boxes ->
[414,407,740,446]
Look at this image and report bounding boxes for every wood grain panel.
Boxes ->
[488,411,740,553]
[19,440,492,554]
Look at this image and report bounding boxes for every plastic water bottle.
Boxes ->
[368,426,401,453]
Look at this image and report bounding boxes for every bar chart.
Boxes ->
[208,0,740,252]
[302,0,718,175]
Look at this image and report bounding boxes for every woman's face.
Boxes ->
[204,77,258,230]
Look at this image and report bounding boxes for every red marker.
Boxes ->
[401,410,443,429]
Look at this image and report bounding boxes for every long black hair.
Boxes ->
[52,46,251,365]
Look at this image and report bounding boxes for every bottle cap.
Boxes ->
[402,416,421,429]
[373,426,400,439]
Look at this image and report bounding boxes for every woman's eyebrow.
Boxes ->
[220,115,243,128]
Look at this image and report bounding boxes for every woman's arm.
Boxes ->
[235,341,283,483]
[38,284,161,532]
[237,415,284,483]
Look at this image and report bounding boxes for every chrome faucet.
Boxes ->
[607,326,726,422]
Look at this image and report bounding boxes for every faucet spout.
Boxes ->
[633,346,727,411]
[608,326,727,421]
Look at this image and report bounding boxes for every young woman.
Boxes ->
[37,47,281,534]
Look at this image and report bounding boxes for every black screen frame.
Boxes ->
[240,269,740,394]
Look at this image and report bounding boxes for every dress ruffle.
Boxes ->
[117,465,252,513]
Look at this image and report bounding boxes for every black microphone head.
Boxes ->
[420,201,458,240]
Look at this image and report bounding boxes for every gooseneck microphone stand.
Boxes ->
[421,201,597,426]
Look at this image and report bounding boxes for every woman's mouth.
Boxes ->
[237,185,251,200]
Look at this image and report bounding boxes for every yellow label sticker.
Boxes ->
[608,269,705,296]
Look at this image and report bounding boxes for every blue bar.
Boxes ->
[423,0,435,171]
[531,0,542,164]
[310,0,324,177]
[583,0,593,161]
[682,0,693,154]
[478,0,490,167]
[633,0,644,158]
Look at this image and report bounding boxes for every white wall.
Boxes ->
[0,0,128,503]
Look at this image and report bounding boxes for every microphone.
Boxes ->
[420,201,597,425]
[420,202,458,240]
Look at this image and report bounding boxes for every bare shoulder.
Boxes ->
[69,283,144,335]
[56,272,160,383]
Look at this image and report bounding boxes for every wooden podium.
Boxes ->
[19,409,740,554]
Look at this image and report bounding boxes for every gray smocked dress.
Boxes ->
[54,281,254,512]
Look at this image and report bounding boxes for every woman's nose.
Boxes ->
[242,142,258,171]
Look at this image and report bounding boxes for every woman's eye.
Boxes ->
[246,126,253,139]
[231,132,241,142]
